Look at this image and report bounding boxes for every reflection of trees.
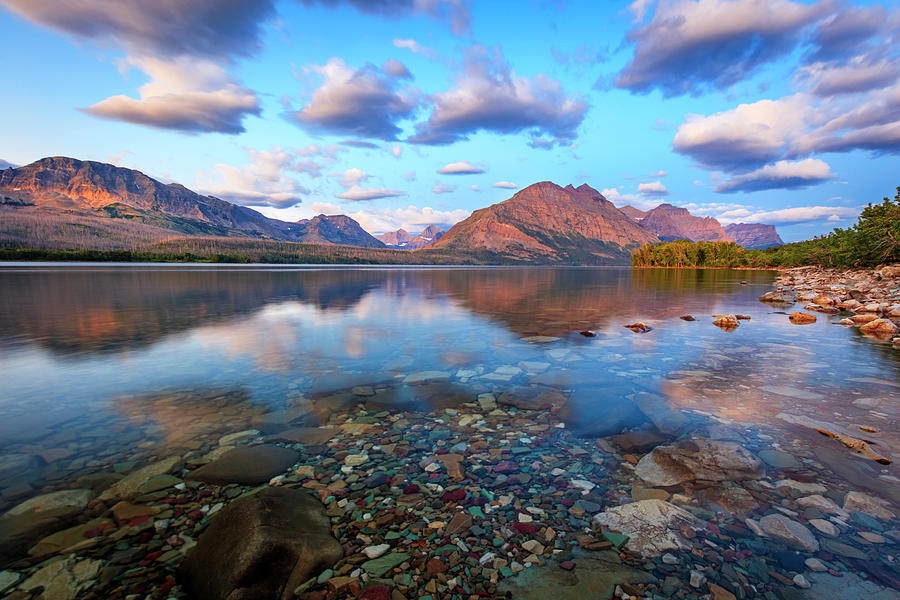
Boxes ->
[0,269,386,355]
[0,267,775,356]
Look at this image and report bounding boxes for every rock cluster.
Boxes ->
[764,265,900,346]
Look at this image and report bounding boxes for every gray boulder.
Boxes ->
[186,445,299,486]
[179,487,342,600]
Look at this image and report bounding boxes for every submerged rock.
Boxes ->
[789,312,816,324]
[187,445,299,485]
[592,499,700,556]
[634,439,764,487]
[497,553,657,599]
[179,487,341,600]
[756,514,819,552]
[19,555,103,600]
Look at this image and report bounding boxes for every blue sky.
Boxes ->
[1,0,898,242]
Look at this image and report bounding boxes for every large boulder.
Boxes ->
[186,445,299,486]
[859,318,899,336]
[592,499,700,556]
[635,439,764,487]
[755,514,819,553]
[179,487,342,600]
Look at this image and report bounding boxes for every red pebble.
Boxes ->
[559,560,576,571]
[358,584,392,600]
[139,550,163,566]
[187,510,204,521]
[442,489,466,503]
[560,499,575,507]
[512,523,538,535]
[83,528,102,538]
[128,515,151,527]
[403,484,420,494]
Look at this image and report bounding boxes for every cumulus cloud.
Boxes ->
[638,180,669,196]
[436,160,484,174]
[390,145,403,158]
[287,58,419,141]
[603,186,661,210]
[804,57,900,97]
[409,45,588,148]
[330,167,405,201]
[432,184,457,194]
[714,205,859,225]
[5,0,275,134]
[649,169,667,177]
[492,181,518,189]
[349,204,470,233]
[675,83,900,174]
[806,4,891,62]
[197,146,329,208]
[301,0,471,35]
[83,56,260,133]
[2,0,276,60]
[673,94,814,171]
[617,0,828,97]
[714,158,834,193]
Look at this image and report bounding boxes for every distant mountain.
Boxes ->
[377,225,445,250]
[618,205,647,220]
[638,203,730,242]
[298,214,385,248]
[405,225,445,250]
[429,182,658,264]
[0,159,17,170]
[724,223,783,249]
[0,157,384,248]
[377,228,414,248]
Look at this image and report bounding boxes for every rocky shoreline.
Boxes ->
[0,265,898,600]
[0,379,898,600]
[761,264,900,347]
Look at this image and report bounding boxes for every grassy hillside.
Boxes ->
[632,187,900,268]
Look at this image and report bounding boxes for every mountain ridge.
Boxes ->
[0,157,384,248]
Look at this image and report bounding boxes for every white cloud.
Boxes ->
[349,204,470,233]
[83,56,260,133]
[638,180,669,196]
[390,145,403,158]
[197,146,325,208]
[337,185,405,201]
[715,205,859,225]
[617,0,828,96]
[330,167,405,201]
[714,158,834,193]
[492,181,518,189]
[432,184,457,194]
[287,58,419,140]
[409,45,588,148]
[673,94,814,171]
[649,170,667,177]
[471,185,480,191]
[392,38,439,60]
[437,160,485,174]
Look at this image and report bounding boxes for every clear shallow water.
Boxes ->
[0,265,898,507]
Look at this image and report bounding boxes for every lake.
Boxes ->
[0,264,898,598]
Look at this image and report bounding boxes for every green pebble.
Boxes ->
[602,531,629,549]
[467,506,485,518]
[316,569,333,584]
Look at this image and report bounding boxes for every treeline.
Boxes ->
[632,187,900,268]
[0,238,476,265]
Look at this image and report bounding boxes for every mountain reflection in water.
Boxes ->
[0,265,897,506]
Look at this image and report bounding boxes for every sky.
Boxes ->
[1,0,898,242]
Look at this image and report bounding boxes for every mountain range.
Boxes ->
[376,224,445,250]
[0,157,384,248]
[0,156,784,263]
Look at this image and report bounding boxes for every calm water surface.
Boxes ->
[0,265,898,507]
